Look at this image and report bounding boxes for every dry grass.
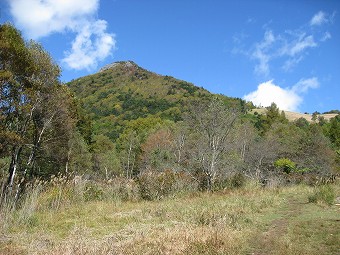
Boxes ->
[251,108,338,122]
[1,180,339,255]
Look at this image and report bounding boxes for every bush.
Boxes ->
[308,185,335,205]
[274,158,296,174]
[230,172,247,188]
[83,183,104,201]
[137,170,197,200]
[137,170,176,200]
[213,172,247,190]
[106,177,140,201]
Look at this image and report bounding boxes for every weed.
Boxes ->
[308,184,335,205]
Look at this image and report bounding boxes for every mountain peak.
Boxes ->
[99,60,138,73]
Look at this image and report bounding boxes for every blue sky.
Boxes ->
[2,0,339,113]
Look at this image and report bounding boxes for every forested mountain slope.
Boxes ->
[67,61,247,140]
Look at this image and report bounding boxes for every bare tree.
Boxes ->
[119,130,140,178]
[186,98,239,189]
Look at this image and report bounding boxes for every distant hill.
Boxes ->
[67,61,245,140]
[252,108,338,122]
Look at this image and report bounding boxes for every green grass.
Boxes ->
[1,182,339,255]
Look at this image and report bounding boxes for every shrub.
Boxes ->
[137,170,175,200]
[83,183,104,201]
[213,172,247,190]
[137,170,197,200]
[274,158,296,174]
[230,172,247,188]
[308,185,335,205]
[106,177,140,201]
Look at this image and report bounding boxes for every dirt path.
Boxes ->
[249,196,303,255]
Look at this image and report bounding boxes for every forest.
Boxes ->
[0,23,339,254]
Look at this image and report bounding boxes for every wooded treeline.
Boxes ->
[1,24,339,204]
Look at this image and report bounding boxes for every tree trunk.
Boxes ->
[7,147,22,190]
[126,142,133,178]
[1,146,23,205]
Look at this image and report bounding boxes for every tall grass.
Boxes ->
[0,174,338,255]
[0,176,280,254]
[308,184,336,205]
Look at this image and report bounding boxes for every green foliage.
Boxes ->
[67,61,244,143]
[294,117,310,129]
[274,158,296,174]
[266,122,334,174]
[213,172,247,190]
[229,172,247,188]
[323,110,340,114]
[0,24,77,194]
[83,183,104,201]
[255,103,288,134]
[325,114,340,149]
[308,185,335,205]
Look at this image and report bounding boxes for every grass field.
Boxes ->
[1,182,339,255]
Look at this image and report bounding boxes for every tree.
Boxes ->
[170,123,187,166]
[140,128,173,171]
[185,98,239,189]
[266,122,334,175]
[0,24,75,200]
[118,130,140,178]
[92,135,121,179]
[1,24,35,194]
[65,131,92,175]
[326,114,340,149]
[255,103,288,134]
[243,133,279,180]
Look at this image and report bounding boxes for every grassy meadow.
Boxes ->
[0,179,339,255]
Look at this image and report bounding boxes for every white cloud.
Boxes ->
[251,30,319,75]
[282,56,303,72]
[244,80,301,111]
[235,11,334,77]
[278,33,317,71]
[321,32,331,41]
[310,11,336,26]
[9,0,116,71]
[62,20,115,70]
[310,11,327,26]
[292,77,319,93]
[281,34,317,56]
[253,48,271,77]
[9,0,99,38]
[244,78,319,111]
[252,30,276,76]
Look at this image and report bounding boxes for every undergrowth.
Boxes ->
[0,176,338,255]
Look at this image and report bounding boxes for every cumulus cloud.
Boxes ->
[244,78,319,111]
[62,20,115,70]
[244,80,301,111]
[9,0,99,38]
[8,0,116,71]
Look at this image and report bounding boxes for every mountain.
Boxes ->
[67,61,246,140]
